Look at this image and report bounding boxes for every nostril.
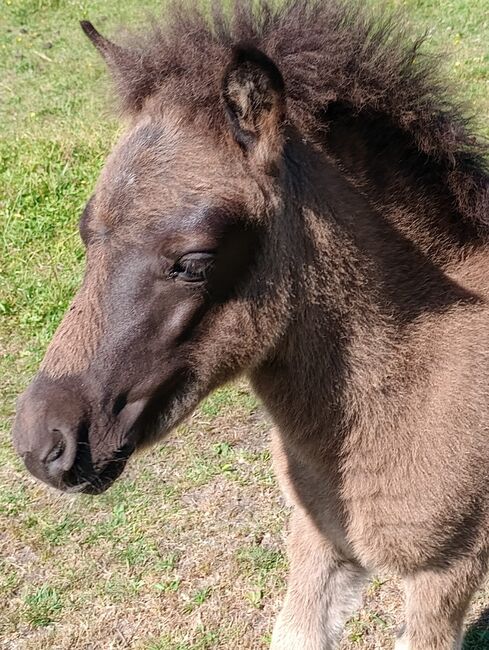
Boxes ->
[44,436,66,465]
[42,427,77,479]
[112,392,128,417]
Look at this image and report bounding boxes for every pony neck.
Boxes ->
[250,133,482,442]
[321,107,482,259]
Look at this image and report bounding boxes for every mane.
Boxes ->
[111,0,489,230]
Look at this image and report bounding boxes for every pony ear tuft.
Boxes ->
[221,44,286,170]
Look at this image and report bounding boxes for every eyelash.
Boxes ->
[168,253,215,283]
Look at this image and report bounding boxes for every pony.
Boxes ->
[13,2,489,647]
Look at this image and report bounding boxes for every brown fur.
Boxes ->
[13,2,489,648]
[105,0,489,229]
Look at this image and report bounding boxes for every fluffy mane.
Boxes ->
[105,0,489,229]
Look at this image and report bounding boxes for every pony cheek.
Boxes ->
[162,293,209,344]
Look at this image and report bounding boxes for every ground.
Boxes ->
[1,1,488,648]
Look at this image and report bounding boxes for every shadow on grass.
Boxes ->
[463,608,489,650]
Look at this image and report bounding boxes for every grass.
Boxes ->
[0,0,488,648]
[23,585,64,628]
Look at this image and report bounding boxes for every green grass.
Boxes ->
[145,629,220,650]
[0,0,488,648]
[390,0,489,137]
[23,585,64,628]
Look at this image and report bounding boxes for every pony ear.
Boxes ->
[221,44,286,170]
[80,21,133,71]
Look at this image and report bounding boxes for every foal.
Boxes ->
[13,2,489,648]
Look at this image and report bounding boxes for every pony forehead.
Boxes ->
[101,112,242,186]
[89,118,252,234]
[102,117,180,181]
[93,123,208,223]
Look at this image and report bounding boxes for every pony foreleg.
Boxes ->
[270,507,368,650]
[395,558,487,650]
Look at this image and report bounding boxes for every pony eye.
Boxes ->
[170,252,215,283]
